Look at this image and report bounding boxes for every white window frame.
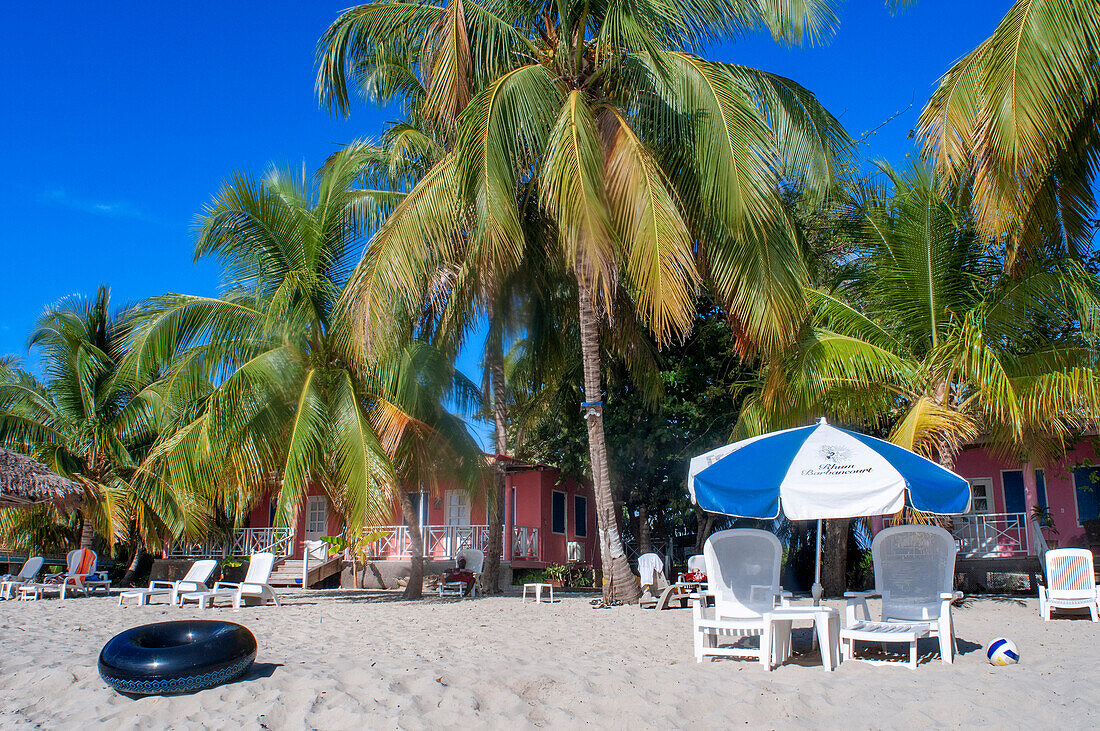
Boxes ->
[967,477,994,514]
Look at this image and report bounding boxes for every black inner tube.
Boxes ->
[99,620,256,694]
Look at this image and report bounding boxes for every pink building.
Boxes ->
[161,457,602,587]
[948,435,1100,557]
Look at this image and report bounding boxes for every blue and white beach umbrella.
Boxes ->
[687,418,971,598]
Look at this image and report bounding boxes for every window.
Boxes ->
[968,478,992,513]
[1002,470,1026,514]
[405,492,428,527]
[1073,466,1100,524]
[1035,469,1048,508]
[574,495,587,538]
[551,491,566,534]
[306,496,327,535]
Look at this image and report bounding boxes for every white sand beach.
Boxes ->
[1,591,1096,729]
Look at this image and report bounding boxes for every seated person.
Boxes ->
[442,556,476,595]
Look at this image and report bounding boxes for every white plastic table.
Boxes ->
[764,606,841,672]
[180,589,232,609]
[840,621,930,669]
[522,582,554,603]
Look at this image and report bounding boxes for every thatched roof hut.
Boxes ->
[0,447,84,509]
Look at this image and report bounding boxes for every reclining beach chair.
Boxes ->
[440,549,484,598]
[842,525,962,668]
[180,552,280,610]
[1038,548,1099,622]
[657,554,707,610]
[118,559,217,606]
[692,529,790,665]
[38,548,111,599]
[0,556,44,599]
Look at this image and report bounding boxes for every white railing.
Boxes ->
[950,512,1030,558]
[230,527,295,558]
[885,512,1032,558]
[362,525,540,561]
[165,527,295,559]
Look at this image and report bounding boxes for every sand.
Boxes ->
[1,589,1096,729]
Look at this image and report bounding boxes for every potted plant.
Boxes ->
[545,563,569,588]
[1030,505,1059,544]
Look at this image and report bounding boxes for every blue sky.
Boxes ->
[0,0,1011,444]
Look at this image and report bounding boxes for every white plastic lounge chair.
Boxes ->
[657,554,706,610]
[1,556,44,599]
[1038,548,1099,622]
[692,529,790,665]
[41,548,111,599]
[118,559,217,606]
[843,524,962,666]
[180,552,279,610]
[440,549,484,598]
[677,554,706,583]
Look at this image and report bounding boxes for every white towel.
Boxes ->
[637,553,665,586]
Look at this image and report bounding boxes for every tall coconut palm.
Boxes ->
[919,0,1100,269]
[735,162,1100,590]
[0,288,185,569]
[128,146,484,599]
[318,0,850,602]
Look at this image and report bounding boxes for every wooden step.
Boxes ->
[267,558,342,587]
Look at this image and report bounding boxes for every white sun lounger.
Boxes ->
[119,559,218,606]
[440,549,484,598]
[844,525,962,667]
[1,556,45,599]
[1039,548,1099,621]
[180,552,279,610]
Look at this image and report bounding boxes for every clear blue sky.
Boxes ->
[0,0,1012,444]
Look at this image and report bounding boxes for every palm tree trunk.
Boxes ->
[399,491,425,599]
[482,334,507,594]
[121,541,146,587]
[577,284,640,603]
[79,509,95,549]
[822,517,851,597]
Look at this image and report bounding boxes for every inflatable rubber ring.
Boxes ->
[98,620,256,695]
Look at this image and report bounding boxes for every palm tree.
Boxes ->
[318,0,850,602]
[0,288,185,576]
[918,0,1100,269]
[735,161,1100,593]
[128,146,484,599]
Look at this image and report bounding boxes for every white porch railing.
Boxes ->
[165,527,295,559]
[362,525,540,561]
[885,512,1031,558]
[950,512,1030,558]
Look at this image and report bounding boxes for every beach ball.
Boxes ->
[986,638,1019,666]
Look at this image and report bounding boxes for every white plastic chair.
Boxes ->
[0,556,44,599]
[181,552,280,610]
[50,548,111,599]
[676,554,706,584]
[692,529,790,665]
[119,559,217,606]
[1039,548,1098,622]
[844,524,962,664]
[440,549,484,598]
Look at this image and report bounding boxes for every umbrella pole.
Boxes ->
[812,519,823,605]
